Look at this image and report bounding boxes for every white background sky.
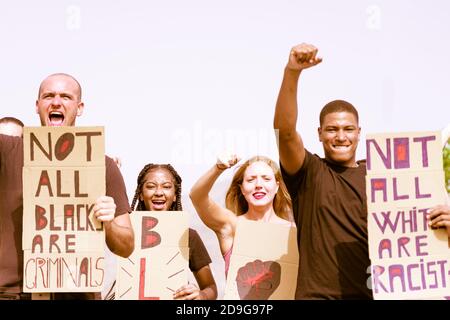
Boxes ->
[1,0,449,298]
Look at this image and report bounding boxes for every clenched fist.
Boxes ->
[93,195,116,222]
[236,259,281,300]
[216,152,240,171]
[287,43,322,71]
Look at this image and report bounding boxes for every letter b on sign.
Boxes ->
[141,216,161,249]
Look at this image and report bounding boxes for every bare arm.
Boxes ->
[189,155,239,254]
[94,196,134,258]
[193,265,218,300]
[190,164,235,233]
[104,214,134,257]
[274,43,322,175]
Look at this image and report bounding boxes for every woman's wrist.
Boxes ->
[216,163,227,171]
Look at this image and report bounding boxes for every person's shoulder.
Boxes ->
[188,228,201,240]
[0,133,23,150]
[104,155,120,170]
[188,228,202,251]
[105,154,114,164]
[308,150,328,168]
[305,149,322,163]
[282,148,317,172]
[357,159,367,170]
[0,133,21,141]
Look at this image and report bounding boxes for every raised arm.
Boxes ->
[189,155,239,254]
[274,43,322,175]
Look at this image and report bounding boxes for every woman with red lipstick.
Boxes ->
[189,155,293,277]
[130,163,217,300]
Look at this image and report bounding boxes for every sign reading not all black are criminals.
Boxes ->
[22,127,106,293]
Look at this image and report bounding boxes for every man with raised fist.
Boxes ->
[273,43,372,299]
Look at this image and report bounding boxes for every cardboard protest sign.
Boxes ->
[367,170,445,208]
[224,219,298,300]
[366,131,450,299]
[22,127,105,292]
[370,254,450,300]
[116,211,189,300]
[366,132,443,174]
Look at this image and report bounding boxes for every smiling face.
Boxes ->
[318,111,361,167]
[240,161,279,209]
[139,168,177,211]
[35,74,84,127]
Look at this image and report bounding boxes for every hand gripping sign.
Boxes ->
[22,126,105,293]
[366,130,450,299]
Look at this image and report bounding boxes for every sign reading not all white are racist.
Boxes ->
[366,131,450,299]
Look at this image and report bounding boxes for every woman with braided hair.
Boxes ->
[130,163,217,300]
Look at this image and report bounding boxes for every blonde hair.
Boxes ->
[225,155,292,221]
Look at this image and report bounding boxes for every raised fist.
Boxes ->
[216,152,240,170]
[236,259,281,300]
[287,43,322,71]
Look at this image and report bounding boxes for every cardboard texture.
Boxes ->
[23,252,105,292]
[368,205,449,259]
[23,126,105,167]
[370,254,450,300]
[116,211,189,300]
[22,127,105,293]
[366,131,443,174]
[366,171,447,209]
[224,219,298,300]
[366,130,450,299]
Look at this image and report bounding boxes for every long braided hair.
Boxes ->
[130,163,183,211]
[106,164,183,300]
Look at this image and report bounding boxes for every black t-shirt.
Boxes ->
[281,149,373,299]
[188,228,212,272]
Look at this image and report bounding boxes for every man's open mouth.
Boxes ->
[49,112,64,126]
